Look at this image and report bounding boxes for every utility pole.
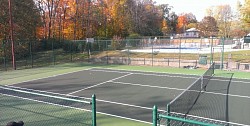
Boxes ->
[9,0,16,70]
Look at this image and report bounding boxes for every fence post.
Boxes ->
[127,48,130,65]
[52,39,55,65]
[237,62,240,70]
[2,40,7,71]
[106,52,109,64]
[70,41,73,62]
[92,94,97,126]
[153,105,157,126]
[144,57,145,65]
[210,37,214,65]
[151,38,154,66]
[122,56,124,64]
[29,41,33,68]
[179,38,181,68]
[220,38,225,70]
[167,104,171,126]
[168,59,170,66]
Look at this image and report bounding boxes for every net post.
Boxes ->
[152,105,158,126]
[167,104,171,126]
[92,94,97,126]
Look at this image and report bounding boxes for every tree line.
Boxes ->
[1,0,250,42]
[1,0,250,70]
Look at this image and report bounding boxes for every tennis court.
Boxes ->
[1,67,250,125]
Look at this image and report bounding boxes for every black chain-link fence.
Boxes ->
[1,38,249,71]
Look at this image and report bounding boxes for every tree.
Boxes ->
[214,5,233,38]
[186,22,198,30]
[176,15,187,33]
[1,0,181,44]
[106,0,129,37]
[184,13,197,23]
[0,0,41,41]
[176,13,198,31]
[161,18,169,35]
[198,16,218,37]
[240,0,250,27]
[167,12,178,35]
[159,4,178,36]
[0,0,9,41]
[205,5,234,38]
[205,6,215,17]
[0,0,41,65]
[128,0,162,36]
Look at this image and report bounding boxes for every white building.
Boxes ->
[181,28,200,38]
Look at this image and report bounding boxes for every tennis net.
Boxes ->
[167,62,215,115]
[0,85,96,126]
[202,63,215,90]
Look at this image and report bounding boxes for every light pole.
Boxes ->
[8,0,16,70]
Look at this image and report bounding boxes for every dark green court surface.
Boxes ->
[4,68,250,125]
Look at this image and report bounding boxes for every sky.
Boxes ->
[154,0,244,21]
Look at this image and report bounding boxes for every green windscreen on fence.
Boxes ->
[0,86,96,126]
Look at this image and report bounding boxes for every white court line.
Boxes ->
[6,86,156,111]
[90,69,132,74]
[5,85,91,100]
[91,67,200,76]
[1,90,152,125]
[0,93,91,112]
[7,67,250,99]
[6,86,158,111]
[4,86,248,125]
[203,91,250,99]
[96,98,153,110]
[103,66,250,81]
[91,67,250,84]
[112,81,250,99]
[212,78,250,84]
[95,111,152,124]
[0,86,90,104]
[4,90,247,126]
[4,67,250,124]
[231,80,250,84]
[90,69,199,79]
[111,81,186,91]
[8,67,94,86]
[67,73,134,95]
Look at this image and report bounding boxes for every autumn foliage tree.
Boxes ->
[198,16,219,37]
[184,13,198,29]
[214,5,233,38]
[0,0,41,41]
[240,0,250,27]
[0,0,41,58]
[35,0,167,41]
[176,15,187,33]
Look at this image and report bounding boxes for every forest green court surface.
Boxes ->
[1,63,250,126]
